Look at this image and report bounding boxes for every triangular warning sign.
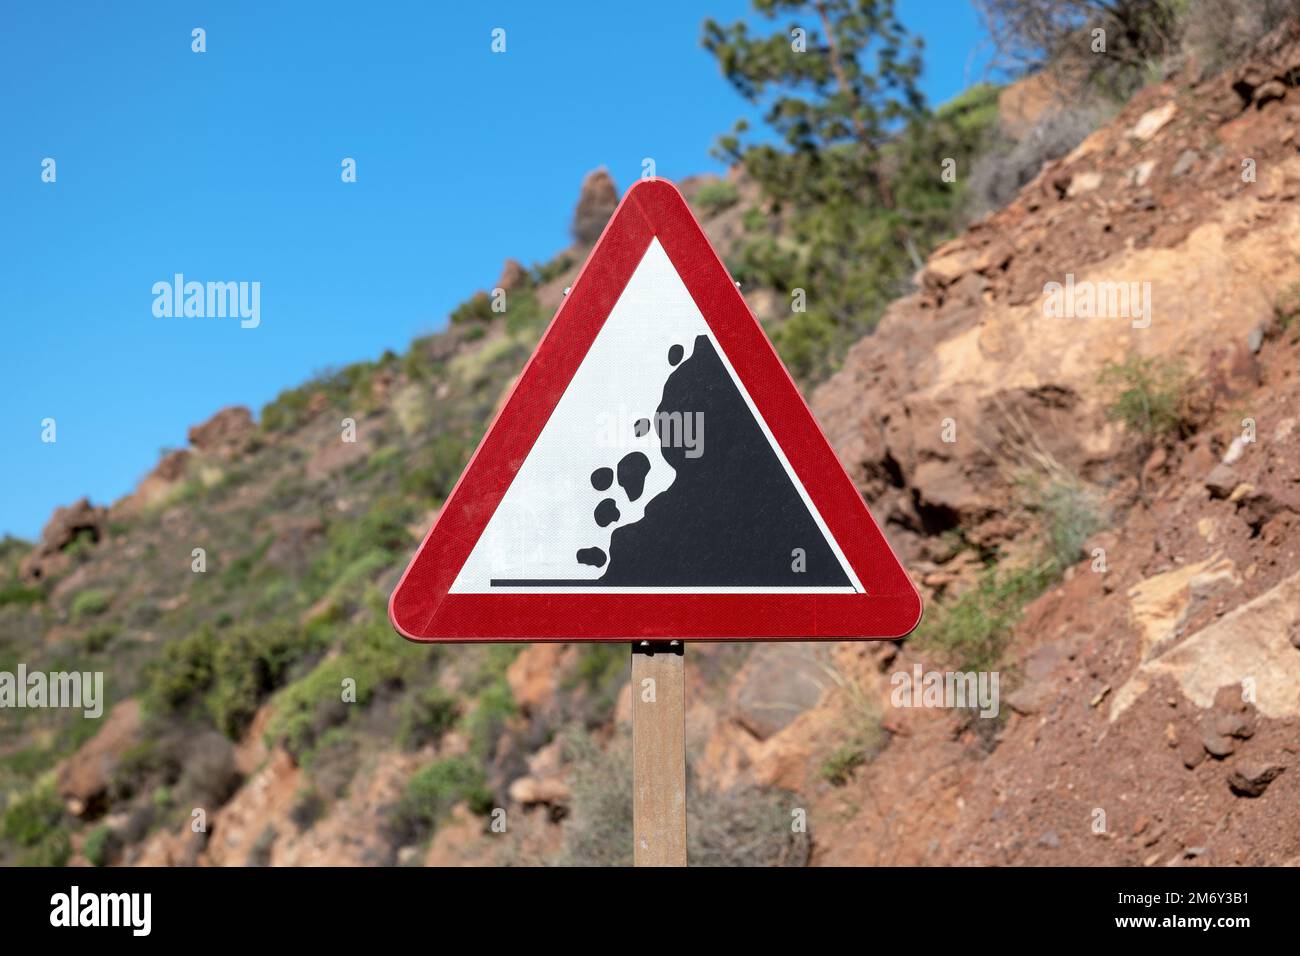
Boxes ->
[390,178,921,642]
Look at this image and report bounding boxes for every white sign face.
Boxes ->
[451,239,860,595]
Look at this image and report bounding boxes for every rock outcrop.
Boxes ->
[571,167,619,245]
[56,700,142,817]
[187,405,256,459]
[18,498,107,584]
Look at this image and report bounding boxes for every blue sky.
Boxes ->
[0,1,991,540]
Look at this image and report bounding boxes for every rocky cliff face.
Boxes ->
[712,23,1300,865]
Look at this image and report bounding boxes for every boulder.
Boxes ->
[19,498,107,584]
[495,258,529,292]
[1228,761,1286,797]
[187,406,256,458]
[507,775,571,808]
[505,643,566,715]
[1112,569,1300,721]
[120,449,192,512]
[1129,102,1177,141]
[56,699,143,816]
[730,643,828,740]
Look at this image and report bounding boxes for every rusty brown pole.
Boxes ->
[631,640,687,866]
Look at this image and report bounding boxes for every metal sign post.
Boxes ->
[631,640,686,866]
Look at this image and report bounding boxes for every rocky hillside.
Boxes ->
[4,20,1300,868]
[794,22,1300,865]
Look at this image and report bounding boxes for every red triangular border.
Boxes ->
[390,178,921,641]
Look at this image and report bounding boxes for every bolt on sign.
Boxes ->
[389,178,920,642]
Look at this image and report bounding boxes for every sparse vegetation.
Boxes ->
[289,788,327,831]
[463,676,517,761]
[400,434,471,504]
[260,353,401,432]
[821,744,869,786]
[1033,475,1106,571]
[916,562,1056,672]
[0,578,43,607]
[397,685,459,751]
[559,730,810,866]
[694,179,740,215]
[145,622,314,739]
[687,779,812,867]
[1273,280,1300,331]
[1099,352,1190,439]
[450,290,496,326]
[83,824,119,867]
[389,757,492,846]
[558,732,632,866]
[70,588,110,620]
[565,644,627,719]
[819,658,887,785]
[2,785,71,866]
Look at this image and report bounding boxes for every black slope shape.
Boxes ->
[600,335,849,587]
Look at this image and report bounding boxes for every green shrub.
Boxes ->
[688,780,811,867]
[1098,353,1189,439]
[311,498,415,596]
[207,626,312,738]
[145,629,216,714]
[770,308,842,385]
[400,435,470,503]
[2,785,64,848]
[820,744,868,786]
[1035,477,1105,571]
[269,604,415,756]
[325,550,395,611]
[571,644,625,691]
[397,685,459,751]
[20,829,71,867]
[917,562,1055,671]
[110,741,179,802]
[144,623,313,738]
[289,788,327,831]
[694,180,740,215]
[260,358,391,432]
[1273,280,1300,331]
[504,287,546,339]
[219,537,272,590]
[0,535,32,564]
[66,528,98,562]
[70,588,110,620]
[83,624,117,653]
[564,644,627,718]
[389,757,492,844]
[260,385,313,433]
[0,578,43,607]
[264,657,353,757]
[449,291,495,326]
[530,253,574,286]
[0,746,56,779]
[464,677,517,761]
[83,824,119,867]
